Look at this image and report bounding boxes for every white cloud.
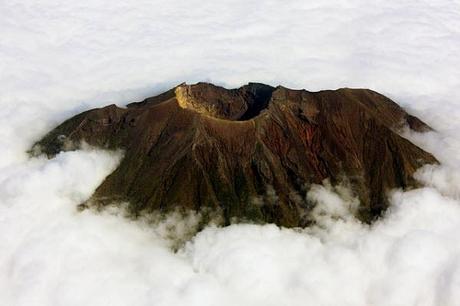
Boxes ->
[1,0,460,305]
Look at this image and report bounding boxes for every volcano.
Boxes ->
[34,82,437,226]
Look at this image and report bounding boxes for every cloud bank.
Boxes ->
[1,0,460,305]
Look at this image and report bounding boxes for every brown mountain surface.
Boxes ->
[33,82,438,226]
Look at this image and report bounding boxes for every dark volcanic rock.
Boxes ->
[34,82,438,226]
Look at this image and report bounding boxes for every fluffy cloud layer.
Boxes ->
[1,0,460,305]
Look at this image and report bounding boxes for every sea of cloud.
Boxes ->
[1,0,460,305]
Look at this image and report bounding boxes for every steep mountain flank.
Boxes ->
[34,82,437,226]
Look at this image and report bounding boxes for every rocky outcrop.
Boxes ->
[34,82,437,227]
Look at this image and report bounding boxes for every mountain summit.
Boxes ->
[34,82,437,226]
